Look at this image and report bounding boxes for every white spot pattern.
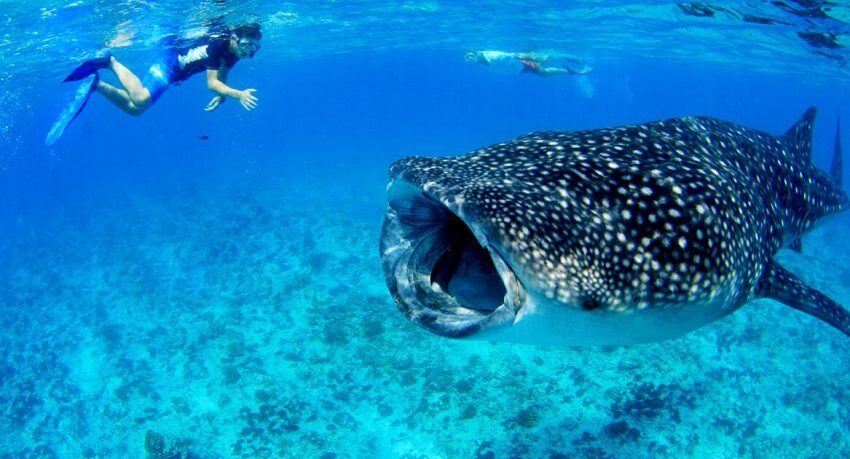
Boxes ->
[389,111,849,315]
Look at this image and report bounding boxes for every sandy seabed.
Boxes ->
[2,166,849,459]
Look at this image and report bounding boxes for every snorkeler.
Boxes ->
[464,50,592,77]
[63,23,262,116]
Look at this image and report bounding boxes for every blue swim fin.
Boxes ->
[63,52,111,82]
[46,74,99,146]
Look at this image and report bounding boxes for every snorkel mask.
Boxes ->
[233,34,260,57]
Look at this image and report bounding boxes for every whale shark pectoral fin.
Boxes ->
[758,261,850,337]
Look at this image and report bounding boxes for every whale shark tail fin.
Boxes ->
[759,261,850,338]
[783,108,849,255]
[831,114,843,189]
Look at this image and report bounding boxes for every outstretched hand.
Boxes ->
[204,95,225,112]
[237,89,258,110]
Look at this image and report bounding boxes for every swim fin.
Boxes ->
[63,52,112,82]
[46,73,99,146]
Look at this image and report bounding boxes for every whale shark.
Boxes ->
[379,108,849,346]
[833,115,843,189]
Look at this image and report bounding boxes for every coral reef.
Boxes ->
[1,168,849,458]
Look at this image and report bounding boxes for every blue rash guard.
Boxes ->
[141,36,240,104]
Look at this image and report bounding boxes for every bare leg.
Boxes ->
[564,64,592,75]
[95,81,146,116]
[537,66,570,77]
[537,65,591,77]
[104,56,152,113]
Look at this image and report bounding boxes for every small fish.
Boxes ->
[198,135,209,140]
[380,107,849,346]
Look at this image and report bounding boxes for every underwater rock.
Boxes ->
[742,14,790,25]
[455,377,475,393]
[798,31,842,49]
[142,430,192,459]
[773,1,830,19]
[391,353,414,371]
[361,317,385,338]
[511,405,542,428]
[459,404,477,420]
[603,420,641,444]
[399,371,417,386]
[677,2,719,17]
[377,403,393,417]
[144,431,165,458]
[610,381,699,423]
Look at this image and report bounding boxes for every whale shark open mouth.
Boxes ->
[380,179,524,337]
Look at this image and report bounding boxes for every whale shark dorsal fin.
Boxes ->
[758,260,850,337]
[832,114,843,188]
[782,107,817,164]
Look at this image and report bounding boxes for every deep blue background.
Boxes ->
[2,50,848,230]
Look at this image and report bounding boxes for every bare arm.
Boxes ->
[205,67,258,110]
[206,67,238,98]
[204,67,227,111]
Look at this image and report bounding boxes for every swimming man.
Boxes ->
[464,50,592,77]
[64,23,262,115]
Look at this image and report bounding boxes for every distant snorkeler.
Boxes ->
[63,22,262,116]
[464,50,592,77]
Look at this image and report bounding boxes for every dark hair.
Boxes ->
[233,23,262,40]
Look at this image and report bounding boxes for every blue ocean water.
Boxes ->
[1,1,849,457]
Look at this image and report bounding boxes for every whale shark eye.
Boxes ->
[581,297,601,310]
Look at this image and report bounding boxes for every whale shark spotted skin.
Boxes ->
[380,108,849,346]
